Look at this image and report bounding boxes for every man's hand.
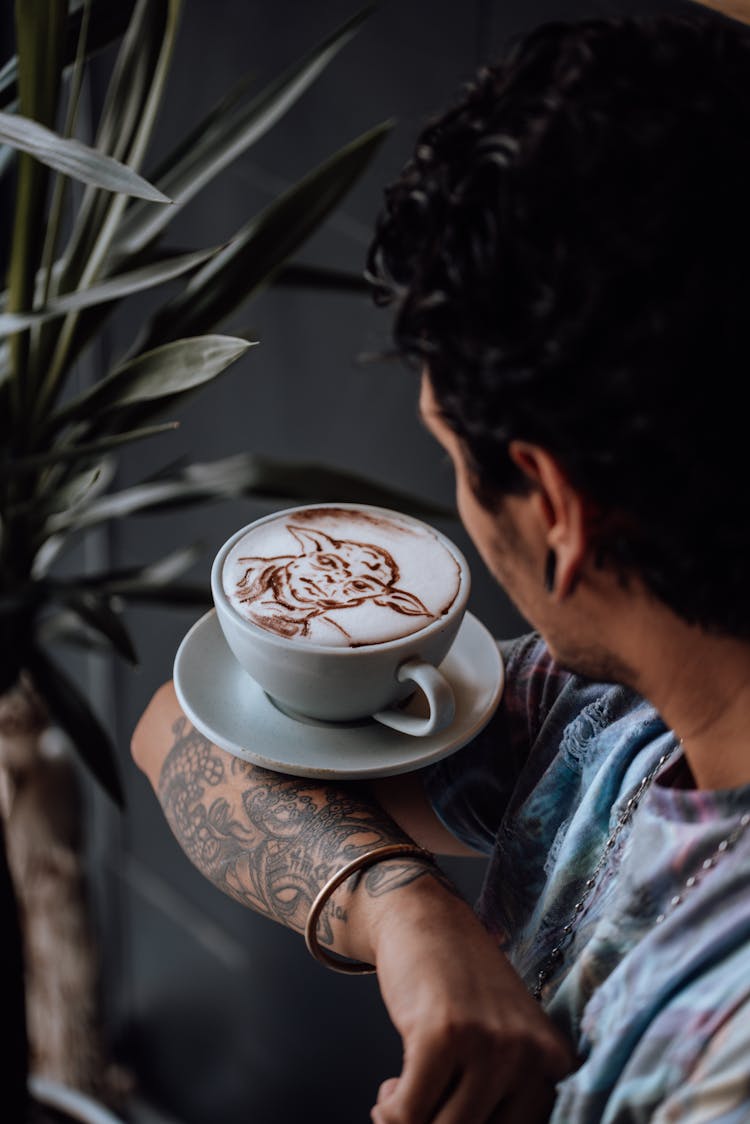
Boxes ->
[345,869,576,1124]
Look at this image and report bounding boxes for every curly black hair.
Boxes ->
[366,9,750,639]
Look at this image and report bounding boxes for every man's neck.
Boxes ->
[622,606,750,791]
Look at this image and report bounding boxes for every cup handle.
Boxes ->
[373,658,455,737]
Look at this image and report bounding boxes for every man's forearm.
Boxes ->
[134,686,452,960]
[133,683,575,1118]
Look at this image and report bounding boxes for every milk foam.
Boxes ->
[222,506,461,647]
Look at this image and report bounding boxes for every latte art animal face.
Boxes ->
[238,524,432,635]
[222,507,461,647]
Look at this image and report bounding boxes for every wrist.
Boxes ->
[305,844,439,972]
[339,851,462,967]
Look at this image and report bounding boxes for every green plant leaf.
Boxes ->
[1,422,178,477]
[0,247,216,334]
[0,1,138,111]
[174,454,457,520]
[26,646,125,808]
[45,547,208,605]
[63,592,138,665]
[44,476,235,531]
[37,609,118,655]
[0,110,170,200]
[59,0,182,288]
[37,0,94,319]
[95,0,180,162]
[52,335,254,430]
[46,452,454,535]
[0,57,18,111]
[38,0,182,417]
[6,0,67,401]
[76,542,204,590]
[11,246,198,385]
[92,330,261,438]
[112,2,376,258]
[48,457,116,514]
[139,452,190,483]
[27,458,115,552]
[136,119,392,348]
[0,144,15,180]
[31,533,70,579]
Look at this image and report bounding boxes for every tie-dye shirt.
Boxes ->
[423,632,750,1123]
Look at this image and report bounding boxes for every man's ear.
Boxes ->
[508,440,587,598]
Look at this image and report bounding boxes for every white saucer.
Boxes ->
[173,609,504,779]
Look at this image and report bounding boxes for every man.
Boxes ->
[132,7,750,1122]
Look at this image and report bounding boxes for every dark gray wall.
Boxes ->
[79,1,695,1121]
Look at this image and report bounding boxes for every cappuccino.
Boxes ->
[221,505,462,648]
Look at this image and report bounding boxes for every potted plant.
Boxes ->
[0,0,447,1114]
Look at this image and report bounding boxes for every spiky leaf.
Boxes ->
[0,1,138,111]
[73,543,204,592]
[63,592,138,665]
[0,248,215,334]
[52,335,254,430]
[56,0,182,298]
[47,452,454,535]
[0,110,170,199]
[2,423,178,477]
[6,0,66,393]
[135,120,391,348]
[112,2,376,257]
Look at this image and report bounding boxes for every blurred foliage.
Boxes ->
[0,0,447,804]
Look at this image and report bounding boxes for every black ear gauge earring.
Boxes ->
[544,549,557,594]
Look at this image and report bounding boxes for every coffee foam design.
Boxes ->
[222,507,461,647]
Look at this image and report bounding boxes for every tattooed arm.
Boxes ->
[131,681,573,1124]
[132,681,451,949]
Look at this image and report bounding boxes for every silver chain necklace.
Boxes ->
[533,743,750,1001]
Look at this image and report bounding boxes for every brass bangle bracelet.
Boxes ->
[304,843,436,975]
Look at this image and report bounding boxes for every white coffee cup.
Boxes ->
[210,502,471,736]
